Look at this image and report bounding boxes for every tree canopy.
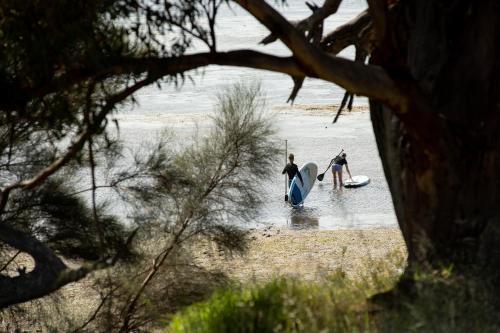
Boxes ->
[1,0,500,321]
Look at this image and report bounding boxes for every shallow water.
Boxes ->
[262,110,397,230]
[116,108,397,230]
[120,0,369,116]
[113,0,398,230]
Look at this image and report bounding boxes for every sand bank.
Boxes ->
[273,104,369,116]
[198,227,406,282]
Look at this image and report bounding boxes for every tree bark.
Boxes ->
[370,0,500,272]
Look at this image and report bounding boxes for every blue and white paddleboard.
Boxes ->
[288,162,318,208]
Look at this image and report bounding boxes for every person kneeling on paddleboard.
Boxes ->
[282,153,304,188]
[332,153,353,188]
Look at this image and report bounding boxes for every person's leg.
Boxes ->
[339,169,344,187]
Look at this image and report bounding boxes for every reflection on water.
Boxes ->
[288,208,319,230]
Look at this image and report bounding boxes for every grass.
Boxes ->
[167,266,397,333]
[378,268,500,333]
[166,261,500,333]
[4,230,499,332]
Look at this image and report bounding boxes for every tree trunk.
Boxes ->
[370,0,500,272]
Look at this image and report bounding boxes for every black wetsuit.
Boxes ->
[282,163,303,186]
[334,157,348,166]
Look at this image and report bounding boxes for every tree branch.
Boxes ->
[302,0,343,31]
[260,0,342,45]
[0,74,162,215]
[366,0,389,42]
[0,79,154,308]
[0,224,137,309]
[117,50,306,77]
[332,47,368,123]
[321,9,373,54]
[0,251,21,273]
[0,223,66,308]
[0,50,311,113]
[234,0,405,106]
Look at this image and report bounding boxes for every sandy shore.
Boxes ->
[273,104,369,116]
[198,227,407,282]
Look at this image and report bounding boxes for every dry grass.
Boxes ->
[168,229,406,333]
[194,227,406,282]
[0,228,406,332]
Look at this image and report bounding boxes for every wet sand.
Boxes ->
[197,227,407,282]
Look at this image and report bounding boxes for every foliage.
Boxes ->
[0,81,280,331]
[117,82,278,237]
[168,275,373,333]
[168,262,395,333]
[168,263,500,333]
[378,269,500,333]
[167,254,402,333]
[1,0,498,329]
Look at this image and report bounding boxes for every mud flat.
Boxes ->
[198,227,407,282]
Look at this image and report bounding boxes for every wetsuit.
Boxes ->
[282,163,304,187]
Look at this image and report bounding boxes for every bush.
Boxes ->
[167,260,500,333]
[378,268,500,333]
[167,271,385,333]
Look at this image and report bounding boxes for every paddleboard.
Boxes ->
[344,175,370,188]
[288,162,318,208]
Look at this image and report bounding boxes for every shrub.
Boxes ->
[167,271,385,333]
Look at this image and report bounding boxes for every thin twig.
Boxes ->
[0,250,21,273]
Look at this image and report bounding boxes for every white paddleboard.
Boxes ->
[344,175,370,188]
[288,162,318,208]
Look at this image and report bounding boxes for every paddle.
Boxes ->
[284,140,288,201]
[317,149,344,181]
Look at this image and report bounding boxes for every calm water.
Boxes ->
[115,0,398,230]
[121,0,369,116]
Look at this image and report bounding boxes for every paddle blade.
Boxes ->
[317,173,325,181]
[285,194,288,201]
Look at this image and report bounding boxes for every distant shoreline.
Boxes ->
[197,227,406,282]
[114,103,370,122]
[272,104,370,117]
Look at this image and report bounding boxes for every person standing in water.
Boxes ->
[332,152,353,188]
[282,153,304,188]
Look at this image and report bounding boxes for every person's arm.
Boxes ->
[345,163,353,180]
[282,165,287,174]
[328,158,335,169]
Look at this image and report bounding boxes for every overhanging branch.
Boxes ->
[0,75,163,215]
[0,223,65,308]
[234,0,405,106]
[260,0,342,45]
[117,50,306,77]
[321,9,373,54]
[0,223,137,309]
